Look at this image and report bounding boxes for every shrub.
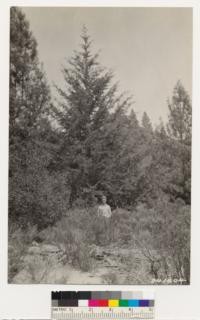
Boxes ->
[133,198,190,283]
[41,209,95,272]
[8,223,38,282]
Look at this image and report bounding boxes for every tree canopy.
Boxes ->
[9,9,192,223]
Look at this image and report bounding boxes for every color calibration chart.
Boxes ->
[51,291,155,319]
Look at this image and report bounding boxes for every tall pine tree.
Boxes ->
[52,27,131,205]
[167,81,192,203]
[9,8,54,226]
[9,7,50,141]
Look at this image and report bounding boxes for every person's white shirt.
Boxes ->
[97,204,112,218]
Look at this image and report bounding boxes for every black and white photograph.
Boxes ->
[8,7,192,284]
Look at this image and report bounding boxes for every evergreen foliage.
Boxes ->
[9,9,191,283]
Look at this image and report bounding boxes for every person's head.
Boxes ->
[102,195,107,205]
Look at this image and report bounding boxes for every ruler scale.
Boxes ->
[52,307,154,319]
[51,291,155,320]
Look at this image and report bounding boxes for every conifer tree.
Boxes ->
[9,8,53,226]
[142,111,153,133]
[167,80,192,144]
[167,81,192,203]
[52,27,131,205]
[9,7,50,142]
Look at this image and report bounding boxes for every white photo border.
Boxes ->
[0,0,200,319]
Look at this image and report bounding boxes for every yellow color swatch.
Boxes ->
[108,300,119,307]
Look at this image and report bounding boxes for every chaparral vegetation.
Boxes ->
[9,8,191,284]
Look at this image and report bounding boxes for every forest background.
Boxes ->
[8,7,192,284]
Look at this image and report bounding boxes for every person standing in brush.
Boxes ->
[97,195,112,218]
[97,195,112,245]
